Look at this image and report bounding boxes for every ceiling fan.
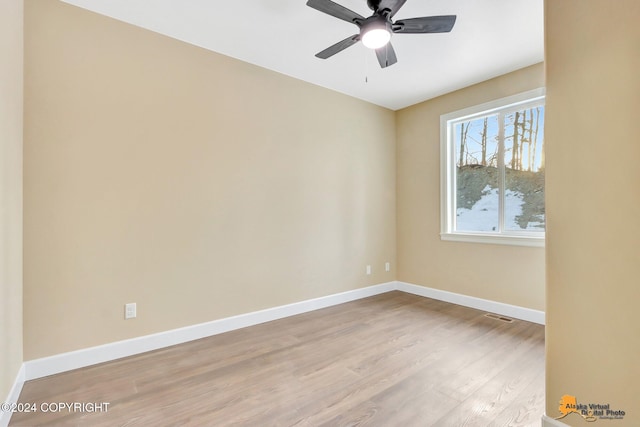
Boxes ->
[306,0,456,68]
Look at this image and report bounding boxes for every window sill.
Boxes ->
[440,232,545,247]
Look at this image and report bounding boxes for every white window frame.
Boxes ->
[440,88,546,247]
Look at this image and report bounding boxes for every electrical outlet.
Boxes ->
[385,262,390,272]
[366,265,371,275]
[125,303,136,319]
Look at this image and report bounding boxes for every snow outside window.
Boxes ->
[440,89,545,247]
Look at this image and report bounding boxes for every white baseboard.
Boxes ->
[541,414,568,426]
[396,281,545,325]
[0,364,25,427]
[24,282,396,381]
[22,280,544,382]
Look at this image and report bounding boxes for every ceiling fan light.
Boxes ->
[362,28,391,49]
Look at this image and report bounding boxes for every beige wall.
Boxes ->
[545,1,640,425]
[396,64,545,311]
[23,1,396,360]
[0,0,24,401]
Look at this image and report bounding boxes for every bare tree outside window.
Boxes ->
[454,106,545,232]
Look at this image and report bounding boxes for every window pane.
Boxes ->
[504,106,545,231]
[454,115,500,232]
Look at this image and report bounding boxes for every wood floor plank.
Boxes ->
[10,291,545,427]
[488,370,545,427]
[436,322,543,402]
[431,334,545,427]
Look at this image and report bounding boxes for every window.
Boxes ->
[440,88,545,247]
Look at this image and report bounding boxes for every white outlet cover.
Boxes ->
[125,303,137,319]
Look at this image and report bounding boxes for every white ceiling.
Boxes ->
[60,0,544,111]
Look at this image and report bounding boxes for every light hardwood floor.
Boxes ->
[10,291,545,426]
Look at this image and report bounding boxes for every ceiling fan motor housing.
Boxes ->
[359,15,392,32]
[367,0,383,12]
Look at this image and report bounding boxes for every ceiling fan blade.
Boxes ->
[376,0,407,18]
[393,15,457,34]
[315,34,360,59]
[375,42,397,68]
[306,0,365,24]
